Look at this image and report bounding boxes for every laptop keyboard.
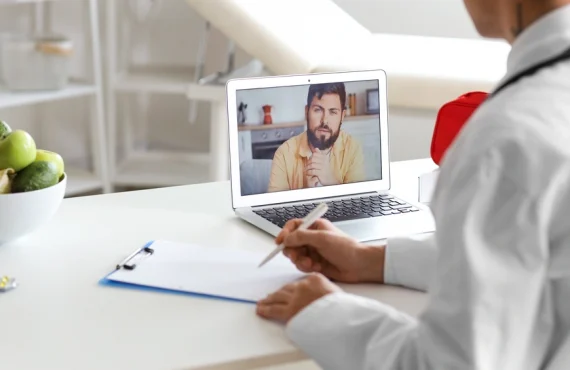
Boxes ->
[253,194,420,228]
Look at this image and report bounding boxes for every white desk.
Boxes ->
[0,159,437,370]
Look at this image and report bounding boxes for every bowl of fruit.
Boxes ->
[0,120,66,245]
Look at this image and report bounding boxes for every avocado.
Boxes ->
[11,161,59,193]
[0,120,12,139]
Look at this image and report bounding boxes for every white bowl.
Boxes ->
[0,173,66,245]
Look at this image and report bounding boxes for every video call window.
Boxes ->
[236,81,382,196]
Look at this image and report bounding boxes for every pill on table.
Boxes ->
[0,276,17,292]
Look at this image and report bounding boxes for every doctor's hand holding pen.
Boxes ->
[257,218,386,323]
[277,218,385,284]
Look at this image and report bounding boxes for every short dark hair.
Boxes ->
[307,82,347,110]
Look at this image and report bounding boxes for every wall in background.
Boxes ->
[332,0,480,39]
[0,0,480,178]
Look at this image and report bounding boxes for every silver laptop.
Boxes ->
[226,69,434,242]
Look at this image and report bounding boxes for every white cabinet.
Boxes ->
[238,130,252,164]
[388,107,437,161]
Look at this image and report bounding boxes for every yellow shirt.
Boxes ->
[267,130,365,192]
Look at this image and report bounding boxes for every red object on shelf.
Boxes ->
[431,91,488,165]
[262,105,273,125]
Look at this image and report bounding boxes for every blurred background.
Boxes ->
[0,0,484,198]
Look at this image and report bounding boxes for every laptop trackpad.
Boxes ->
[334,213,435,243]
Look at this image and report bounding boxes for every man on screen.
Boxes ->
[267,82,365,192]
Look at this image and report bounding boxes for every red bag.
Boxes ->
[430,92,488,165]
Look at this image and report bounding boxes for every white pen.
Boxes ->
[258,202,329,268]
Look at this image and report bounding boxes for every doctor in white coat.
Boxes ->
[256,1,570,369]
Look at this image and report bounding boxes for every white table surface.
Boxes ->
[0,158,438,370]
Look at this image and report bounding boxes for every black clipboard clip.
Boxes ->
[116,246,154,270]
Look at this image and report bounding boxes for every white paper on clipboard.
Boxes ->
[105,240,306,303]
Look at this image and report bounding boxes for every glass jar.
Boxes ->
[0,34,73,91]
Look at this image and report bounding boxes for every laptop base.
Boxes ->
[235,192,435,243]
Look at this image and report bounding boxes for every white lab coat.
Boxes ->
[286,5,570,370]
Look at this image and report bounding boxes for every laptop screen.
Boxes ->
[235,80,382,197]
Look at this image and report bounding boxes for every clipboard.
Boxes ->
[99,240,306,304]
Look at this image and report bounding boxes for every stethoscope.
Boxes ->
[488,46,570,99]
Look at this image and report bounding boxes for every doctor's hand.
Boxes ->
[276,218,385,284]
[256,273,341,323]
[305,149,339,186]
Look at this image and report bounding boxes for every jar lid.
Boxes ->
[34,34,73,56]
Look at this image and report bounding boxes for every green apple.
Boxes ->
[36,149,65,179]
[0,120,11,139]
[0,130,37,172]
